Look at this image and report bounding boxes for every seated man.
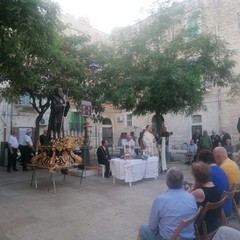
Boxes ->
[213,147,240,204]
[223,138,233,159]
[184,139,198,164]
[137,167,197,240]
[97,139,111,178]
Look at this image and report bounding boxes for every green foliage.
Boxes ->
[0,0,95,146]
[0,0,94,111]
[94,1,237,121]
[0,0,61,84]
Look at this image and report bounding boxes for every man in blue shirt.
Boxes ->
[198,149,232,216]
[184,140,198,165]
[138,167,197,240]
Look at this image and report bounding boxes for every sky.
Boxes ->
[56,0,157,34]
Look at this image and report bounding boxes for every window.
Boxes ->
[102,118,112,125]
[19,95,32,105]
[192,115,202,136]
[126,114,132,127]
[102,118,113,147]
[70,112,84,133]
[187,14,201,38]
[192,115,202,124]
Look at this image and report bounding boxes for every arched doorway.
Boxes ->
[102,118,113,147]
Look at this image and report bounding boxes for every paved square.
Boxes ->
[0,161,239,240]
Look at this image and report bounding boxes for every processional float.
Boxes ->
[30,85,85,172]
[30,133,84,172]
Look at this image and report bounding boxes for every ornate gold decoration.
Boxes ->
[30,136,84,172]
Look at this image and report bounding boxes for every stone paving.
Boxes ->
[0,161,239,240]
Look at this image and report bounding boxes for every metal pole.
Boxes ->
[161,137,167,171]
[81,117,90,166]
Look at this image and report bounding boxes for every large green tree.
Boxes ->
[1,33,94,146]
[0,0,62,83]
[94,1,238,134]
[0,0,97,146]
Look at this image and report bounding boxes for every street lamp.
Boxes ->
[80,61,99,166]
[89,61,99,72]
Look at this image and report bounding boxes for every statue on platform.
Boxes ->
[30,85,84,170]
[47,85,70,140]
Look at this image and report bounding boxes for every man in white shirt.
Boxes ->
[7,131,19,172]
[19,129,35,171]
[124,135,135,156]
[184,140,198,165]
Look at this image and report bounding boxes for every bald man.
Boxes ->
[213,147,240,204]
[213,147,240,188]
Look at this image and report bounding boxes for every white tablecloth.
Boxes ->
[110,156,159,186]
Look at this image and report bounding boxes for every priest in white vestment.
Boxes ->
[142,125,158,156]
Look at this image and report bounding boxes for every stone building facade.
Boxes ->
[163,0,240,149]
[95,0,240,152]
[0,14,108,154]
[0,0,240,161]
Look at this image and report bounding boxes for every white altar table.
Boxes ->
[110,156,159,186]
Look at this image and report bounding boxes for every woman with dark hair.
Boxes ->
[189,162,221,233]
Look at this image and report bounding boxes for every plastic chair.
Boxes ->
[194,197,227,240]
[221,190,237,224]
[171,206,203,239]
[99,164,105,178]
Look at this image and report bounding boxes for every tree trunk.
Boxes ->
[34,115,43,150]
[155,112,164,138]
[31,97,51,150]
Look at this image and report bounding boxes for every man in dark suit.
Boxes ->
[221,130,231,146]
[192,128,201,148]
[97,139,111,178]
[39,129,48,145]
[211,130,221,149]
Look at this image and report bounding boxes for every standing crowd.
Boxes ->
[185,128,234,164]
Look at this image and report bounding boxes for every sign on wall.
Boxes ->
[81,100,92,117]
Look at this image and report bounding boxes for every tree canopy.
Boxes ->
[0,0,239,142]
[0,0,97,145]
[93,1,238,133]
